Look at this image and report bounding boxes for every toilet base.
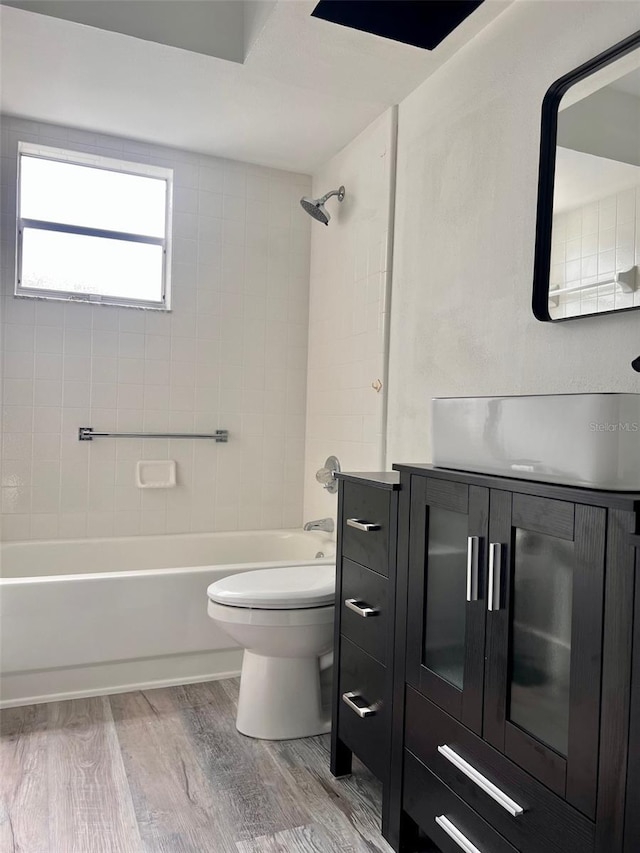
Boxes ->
[236,650,331,740]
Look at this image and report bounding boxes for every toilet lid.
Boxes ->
[207,564,336,609]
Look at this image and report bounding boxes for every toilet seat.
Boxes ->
[207,564,335,610]
[207,600,334,628]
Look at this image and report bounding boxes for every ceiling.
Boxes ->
[610,66,640,99]
[1,1,272,63]
[0,0,510,173]
[562,47,640,110]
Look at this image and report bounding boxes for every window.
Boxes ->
[16,143,173,309]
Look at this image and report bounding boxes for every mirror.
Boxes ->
[533,31,640,321]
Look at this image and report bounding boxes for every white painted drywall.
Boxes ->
[303,109,396,524]
[387,0,640,466]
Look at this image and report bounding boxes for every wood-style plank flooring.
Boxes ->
[1,678,394,853]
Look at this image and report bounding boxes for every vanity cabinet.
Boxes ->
[405,478,489,735]
[390,465,638,853]
[406,476,605,815]
[330,466,638,853]
[625,536,640,853]
[330,472,400,835]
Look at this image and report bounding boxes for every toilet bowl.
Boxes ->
[207,564,335,740]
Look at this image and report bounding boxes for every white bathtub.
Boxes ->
[0,529,335,708]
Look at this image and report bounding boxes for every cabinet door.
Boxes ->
[483,491,606,818]
[406,475,489,734]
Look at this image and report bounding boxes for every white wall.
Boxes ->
[1,116,311,540]
[303,109,396,523]
[387,0,640,466]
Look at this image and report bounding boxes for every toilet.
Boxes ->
[207,564,335,740]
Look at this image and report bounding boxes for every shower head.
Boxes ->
[300,185,345,225]
[300,197,331,225]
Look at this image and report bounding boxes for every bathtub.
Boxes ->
[0,529,335,708]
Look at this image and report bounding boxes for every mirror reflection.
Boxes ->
[549,48,640,319]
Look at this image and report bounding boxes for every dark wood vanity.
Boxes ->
[331,466,639,853]
[330,472,400,830]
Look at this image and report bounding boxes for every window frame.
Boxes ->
[15,142,174,310]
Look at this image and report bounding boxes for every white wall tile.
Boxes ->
[145,334,171,361]
[303,110,394,524]
[4,379,33,406]
[3,407,33,433]
[118,359,145,385]
[1,513,31,541]
[119,333,146,360]
[33,354,60,383]
[1,116,311,540]
[34,379,63,407]
[63,356,91,382]
[33,407,61,433]
[551,183,639,318]
[199,165,224,194]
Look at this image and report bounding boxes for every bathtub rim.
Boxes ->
[0,556,336,585]
[0,525,327,552]
[0,526,336,581]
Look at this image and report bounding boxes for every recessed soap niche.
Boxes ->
[136,460,177,489]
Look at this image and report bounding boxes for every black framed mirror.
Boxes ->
[533,30,640,322]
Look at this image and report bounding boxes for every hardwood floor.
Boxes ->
[1,678,393,853]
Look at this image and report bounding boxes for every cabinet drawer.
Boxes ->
[338,637,389,781]
[405,688,594,853]
[341,558,388,664]
[404,751,518,853]
[341,482,390,577]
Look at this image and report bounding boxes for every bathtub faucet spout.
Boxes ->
[303,518,334,533]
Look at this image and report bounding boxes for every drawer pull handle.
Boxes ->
[466,536,480,602]
[487,542,502,612]
[437,745,524,817]
[435,815,482,853]
[342,691,377,718]
[346,518,381,532]
[345,598,379,618]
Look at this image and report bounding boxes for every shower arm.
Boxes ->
[319,187,345,204]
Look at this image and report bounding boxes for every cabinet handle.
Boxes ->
[346,518,381,532]
[488,542,502,612]
[342,691,377,718]
[344,598,379,617]
[435,815,482,853]
[437,745,524,816]
[466,536,480,602]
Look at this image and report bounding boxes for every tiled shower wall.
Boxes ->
[0,116,311,540]
[550,186,640,319]
[303,109,396,523]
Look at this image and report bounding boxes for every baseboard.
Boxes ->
[0,669,243,709]
[0,648,243,708]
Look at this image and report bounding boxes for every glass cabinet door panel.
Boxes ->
[509,528,575,755]
[424,506,468,690]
